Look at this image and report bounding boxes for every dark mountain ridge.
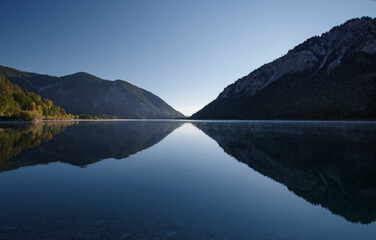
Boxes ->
[0,66,184,119]
[192,17,376,120]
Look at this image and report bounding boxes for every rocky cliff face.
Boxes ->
[0,67,184,119]
[219,17,376,100]
[193,17,376,120]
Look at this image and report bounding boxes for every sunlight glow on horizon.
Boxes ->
[0,0,375,116]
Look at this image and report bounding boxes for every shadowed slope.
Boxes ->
[192,17,376,120]
[0,66,184,119]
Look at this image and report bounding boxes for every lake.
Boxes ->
[0,120,375,240]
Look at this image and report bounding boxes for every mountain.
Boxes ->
[192,17,376,120]
[193,121,376,224]
[0,76,74,120]
[0,66,184,119]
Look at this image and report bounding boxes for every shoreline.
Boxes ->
[1,119,376,124]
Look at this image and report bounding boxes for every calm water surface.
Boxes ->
[0,120,375,240]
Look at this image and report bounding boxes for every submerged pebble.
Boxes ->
[166,231,177,239]
[121,233,129,239]
[0,226,17,233]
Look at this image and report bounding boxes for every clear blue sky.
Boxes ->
[0,0,375,115]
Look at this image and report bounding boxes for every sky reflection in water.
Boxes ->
[0,120,375,240]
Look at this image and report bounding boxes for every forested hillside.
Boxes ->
[0,76,75,121]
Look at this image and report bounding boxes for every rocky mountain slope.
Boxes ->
[0,66,184,119]
[192,17,376,120]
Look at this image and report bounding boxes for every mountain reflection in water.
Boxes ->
[0,121,183,172]
[0,122,76,171]
[193,121,376,224]
[0,120,375,239]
